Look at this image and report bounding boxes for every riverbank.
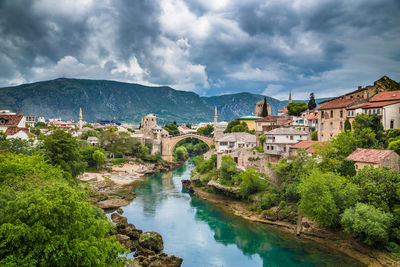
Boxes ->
[79,160,183,266]
[185,181,399,266]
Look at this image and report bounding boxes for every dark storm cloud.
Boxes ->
[0,0,399,99]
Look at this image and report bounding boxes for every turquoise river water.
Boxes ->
[119,159,364,267]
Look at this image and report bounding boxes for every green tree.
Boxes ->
[259,135,266,147]
[308,93,316,110]
[261,97,269,117]
[287,102,308,116]
[344,118,351,131]
[352,114,384,147]
[35,122,47,128]
[92,150,106,168]
[350,166,400,212]
[341,203,393,247]
[239,168,267,199]
[224,120,241,133]
[0,183,127,266]
[388,139,400,154]
[43,129,87,179]
[163,123,180,136]
[231,122,249,133]
[298,170,360,227]
[174,146,188,161]
[219,155,237,184]
[0,138,35,155]
[194,155,217,174]
[81,130,97,140]
[311,131,318,141]
[197,125,214,136]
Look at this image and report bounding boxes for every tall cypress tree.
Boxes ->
[261,97,268,117]
[308,93,317,110]
[344,118,351,131]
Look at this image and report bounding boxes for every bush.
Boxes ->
[311,131,318,141]
[112,158,128,165]
[341,203,393,247]
[260,191,280,210]
[239,168,266,198]
[219,155,237,184]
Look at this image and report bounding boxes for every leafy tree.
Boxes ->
[194,155,217,174]
[35,122,47,128]
[352,114,384,147]
[81,130,97,140]
[197,125,214,136]
[388,139,400,155]
[43,129,87,179]
[163,123,180,136]
[344,118,351,131]
[308,93,316,110]
[311,131,318,141]
[174,146,188,161]
[341,203,393,247]
[350,166,400,212]
[0,153,66,190]
[219,155,237,184]
[0,183,127,266]
[92,150,106,168]
[287,102,308,116]
[0,138,36,155]
[231,122,249,132]
[385,129,400,146]
[261,97,268,117]
[224,120,241,133]
[81,146,105,167]
[259,135,266,147]
[298,170,360,227]
[239,168,267,199]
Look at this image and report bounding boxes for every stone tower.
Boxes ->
[254,99,271,117]
[78,108,83,130]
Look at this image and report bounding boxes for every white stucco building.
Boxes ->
[215,132,257,153]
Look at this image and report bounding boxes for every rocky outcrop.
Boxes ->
[112,213,183,267]
[207,180,241,198]
[181,179,193,192]
[97,199,130,209]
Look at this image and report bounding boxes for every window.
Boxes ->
[330,122,333,130]
[330,133,333,137]
[290,136,293,140]
[330,110,333,118]
[321,111,324,118]
[390,120,394,129]
[340,122,343,130]
[340,110,343,118]
[355,164,358,170]
[321,123,324,130]
[377,109,380,114]
[0,118,5,124]
[368,110,371,115]
[352,111,354,116]
[271,146,274,150]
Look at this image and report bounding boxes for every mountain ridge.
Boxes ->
[0,78,327,123]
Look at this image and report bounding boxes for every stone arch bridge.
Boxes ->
[161,133,214,161]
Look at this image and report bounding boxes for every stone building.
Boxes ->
[255,116,287,136]
[215,132,257,154]
[138,114,169,154]
[254,99,271,117]
[347,148,400,172]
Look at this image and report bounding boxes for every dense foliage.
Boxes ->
[261,97,268,117]
[308,93,316,110]
[197,125,214,136]
[287,102,308,116]
[163,123,180,136]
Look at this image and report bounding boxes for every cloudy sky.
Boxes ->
[0,0,399,99]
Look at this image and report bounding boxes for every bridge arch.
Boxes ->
[161,133,214,161]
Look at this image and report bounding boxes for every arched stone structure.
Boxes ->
[161,133,214,161]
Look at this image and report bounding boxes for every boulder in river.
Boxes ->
[115,234,135,251]
[97,199,129,209]
[139,231,164,253]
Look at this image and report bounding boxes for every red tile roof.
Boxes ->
[370,90,400,102]
[305,113,318,120]
[278,108,288,113]
[347,100,400,109]
[291,140,322,153]
[5,127,35,137]
[256,116,286,122]
[346,148,395,163]
[0,114,24,126]
[318,98,357,110]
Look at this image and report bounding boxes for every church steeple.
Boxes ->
[289,90,292,104]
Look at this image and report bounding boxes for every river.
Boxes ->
[120,159,364,267]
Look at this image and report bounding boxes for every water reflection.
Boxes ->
[122,160,364,267]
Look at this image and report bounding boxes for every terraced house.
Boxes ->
[318,76,397,141]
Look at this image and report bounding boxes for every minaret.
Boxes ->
[289,90,292,104]
[214,105,217,128]
[79,108,83,130]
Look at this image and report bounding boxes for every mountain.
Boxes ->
[0,78,326,124]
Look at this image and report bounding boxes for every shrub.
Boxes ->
[341,203,393,247]
[239,168,266,198]
[260,191,280,210]
[112,158,128,165]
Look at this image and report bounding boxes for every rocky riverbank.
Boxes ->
[182,179,400,267]
[79,161,183,266]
